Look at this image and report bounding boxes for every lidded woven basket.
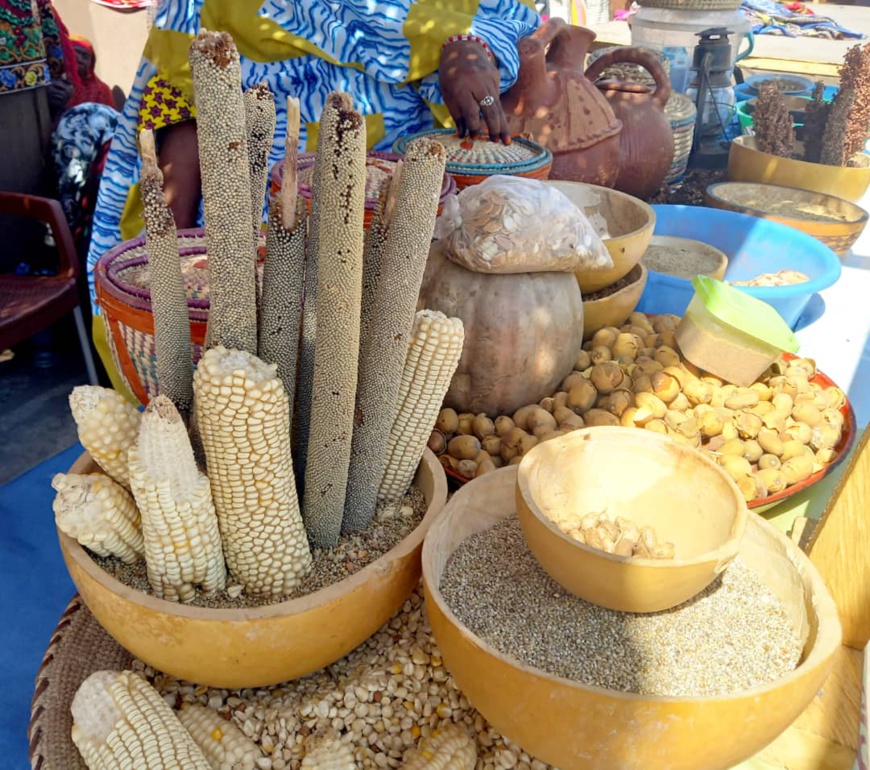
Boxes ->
[94,228,264,405]
[270,150,457,227]
[392,129,552,189]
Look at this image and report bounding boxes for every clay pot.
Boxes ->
[585,47,675,200]
[501,19,622,187]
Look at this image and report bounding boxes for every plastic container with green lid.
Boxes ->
[674,276,801,386]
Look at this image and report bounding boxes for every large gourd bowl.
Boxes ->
[58,450,447,689]
[582,262,648,339]
[544,180,656,293]
[422,466,842,770]
[704,181,868,257]
[728,135,870,203]
[516,428,747,613]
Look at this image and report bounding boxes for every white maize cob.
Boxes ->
[128,395,226,602]
[301,732,357,770]
[194,346,312,596]
[344,138,446,532]
[52,472,144,564]
[190,30,257,354]
[69,386,141,489]
[71,670,211,769]
[302,92,367,548]
[377,311,464,506]
[177,704,263,770]
[403,724,477,770]
[139,128,195,418]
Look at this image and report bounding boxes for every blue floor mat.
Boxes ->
[0,444,81,769]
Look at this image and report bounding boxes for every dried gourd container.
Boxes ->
[269,150,457,228]
[422,466,842,770]
[393,129,552,189]
[94,228,263,405]
[58,449,447,688]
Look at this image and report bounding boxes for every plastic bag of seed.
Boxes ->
[433,175,613,274]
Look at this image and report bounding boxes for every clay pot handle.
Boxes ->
[585,46,672,110]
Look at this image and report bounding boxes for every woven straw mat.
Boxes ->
[28,596,133,770]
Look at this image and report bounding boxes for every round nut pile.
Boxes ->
[431,313,846,503]
[552,512,675,559]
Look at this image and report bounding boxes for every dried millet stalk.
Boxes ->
[190,30,257,355]
[302,93,367,548]
[343,139,447,533]
[138,129,194,418]
[753,82,795,158]
[802,82,830,164]
[821,43,870,166]
[243,82,276,246]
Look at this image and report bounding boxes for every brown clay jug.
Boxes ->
[584,47,675,200]
[501,19,622,187]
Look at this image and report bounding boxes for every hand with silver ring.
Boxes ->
[439,39,511,144]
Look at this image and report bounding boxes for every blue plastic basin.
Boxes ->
[636,205,842,328]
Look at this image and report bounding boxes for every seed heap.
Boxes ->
[441,517,802,698]
[552,511,675,560]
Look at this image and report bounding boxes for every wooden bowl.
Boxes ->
[642,235,728,280]
[516,428,747,612]
[705,181,869,256]
[58,450,447,689]
[728,136,870,203]
[545,181,656,294]
[582,262,648,340]
[422,466,842,770]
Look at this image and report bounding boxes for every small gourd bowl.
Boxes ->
[422,466,841,770]
[582,262,648,339]
[704,181,868,257]
[58,450,447,689]
[544,181,656,294]
[515,428,747,613]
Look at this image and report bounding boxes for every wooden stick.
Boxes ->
[282,96,301,228]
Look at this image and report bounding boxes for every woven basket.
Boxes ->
[269,150,457,228]
[665,93,697,184]
[28,596,133,770]
[639,0,742,10]
[586,46,671,83]
[94,229,264,406]
[392,129,552,189]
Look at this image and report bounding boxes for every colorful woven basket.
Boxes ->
[269,150,457,228]
[94,228,264,406]
[391,129,552,189]
[664,93,697,185]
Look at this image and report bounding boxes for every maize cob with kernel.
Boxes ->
[344,138,447,533]
[301,731,357,770]
[194,346,312,595]
[128,395,226,602]
[378,311,464,506]
[71,670,211,769]
[138,128,194,418]
[293,92,353,485]
[243,82,276,247]
[69,385,142,489]
[302,92,367,548]
[403,723,477,770]
[177,704,263,770]
[52,472,144,563]
[190,29,257,354]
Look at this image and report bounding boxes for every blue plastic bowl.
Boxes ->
[636,205,842,328]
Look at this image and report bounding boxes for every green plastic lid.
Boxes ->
[691,275,801,354]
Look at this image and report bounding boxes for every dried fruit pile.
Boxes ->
[433,312,846,503]
[550,512,676,560]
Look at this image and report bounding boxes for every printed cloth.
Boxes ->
[0,0,64,93]
[741,0,865,39]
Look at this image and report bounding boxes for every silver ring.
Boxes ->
[478,95,495,108]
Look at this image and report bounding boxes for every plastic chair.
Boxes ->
[0,192,99,384]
